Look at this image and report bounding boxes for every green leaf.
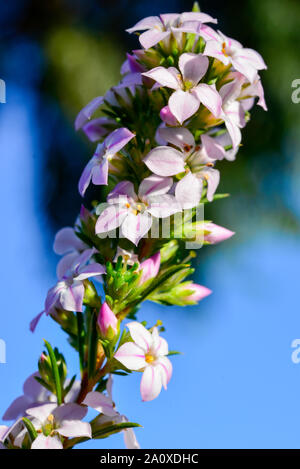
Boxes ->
[34,376,54,394]
[167,350,182,356]
[22,417,38,444]
[44,340,62,405]
[93,422,141,440]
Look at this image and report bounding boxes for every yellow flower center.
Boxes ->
[222,42,228,57]
[145,353,155,364]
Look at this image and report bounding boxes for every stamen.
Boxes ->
[145,353,155,364]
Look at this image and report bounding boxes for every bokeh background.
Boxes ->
[1,0,300,449]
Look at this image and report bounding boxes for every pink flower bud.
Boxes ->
[139,252,161,284]
[159,106,178,126]
[204,223,235,244]
[97,302,118,340]
[185,284,212,302]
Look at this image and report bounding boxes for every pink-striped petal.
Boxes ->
[75,96,103,131]
[169,89,200,124]
[178,53,209,86]
[31,434,63,449]
[138,174,174,197]
[140,366,163,402]
[156,356,173,389]
[60,281,85,312]
[158,127,195,151]
[192,84,222,118]
[127,321,153,353]
[175,172,203,209]
[144,147,185,177]
[121,212,152,246]
[83,392,117,417]
[143,67,181,90]
[115,342,147,370]
[95,205,128,234]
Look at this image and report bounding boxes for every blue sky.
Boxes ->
[1,81,300,449]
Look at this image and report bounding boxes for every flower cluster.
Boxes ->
[1,3,266,449]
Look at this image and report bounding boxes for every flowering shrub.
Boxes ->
[1,3,266,449]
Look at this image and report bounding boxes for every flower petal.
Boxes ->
[53,227,86,255]
[139,252,161,284]
[139,174,174,197]
[108,181,137,203]
[204,222,235,244]
[180,12,217,24]
[201,167,220,202]
[169,89,200,124]
[127,321,153,353]
[2,396,31,421]
[151,327,169,356]
[53,403,87,422]
[105,127,135,155]
[121,212,152,246]
[60,281,85,312]
[75,263,106,281]
[140,366,163,402]
[158,127,195,151]
[224,117,242,149]
[95,205,128,234]
[82,117,112,142]
[175,172,203,209]
[139,29,170,49]
[192,84,222,118]
[126,16,162,33]
[26,403,57,424]
[82,392,117,417]
[31,434,63,450]
[178,53,209,86]
[115,342,147,370]
[143,67,181,90]
[91,158,109,186]
[57,420,91,439]
[78,157,96,197]
[144,147,185,177]
[75,96,103,130]
[147,194,182,218]
[156,356,173,389]
[201,134,225,160]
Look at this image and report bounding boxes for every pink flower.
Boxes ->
[182,283,212,302]
[53,226,90,280]
[95,177,181,246]
[114,322,172,402]
[143,53,222,124]
[126,12,217,50]
[139,252,161,284]
[79,127,135,196]
[83,376,140,449]
[204,222,235,244]
[30,249,105,332]
[75,96,104,131]
[144,127,224,207]
[97,302,118,340]
[204,31,267,83]
[26,403,91,449]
